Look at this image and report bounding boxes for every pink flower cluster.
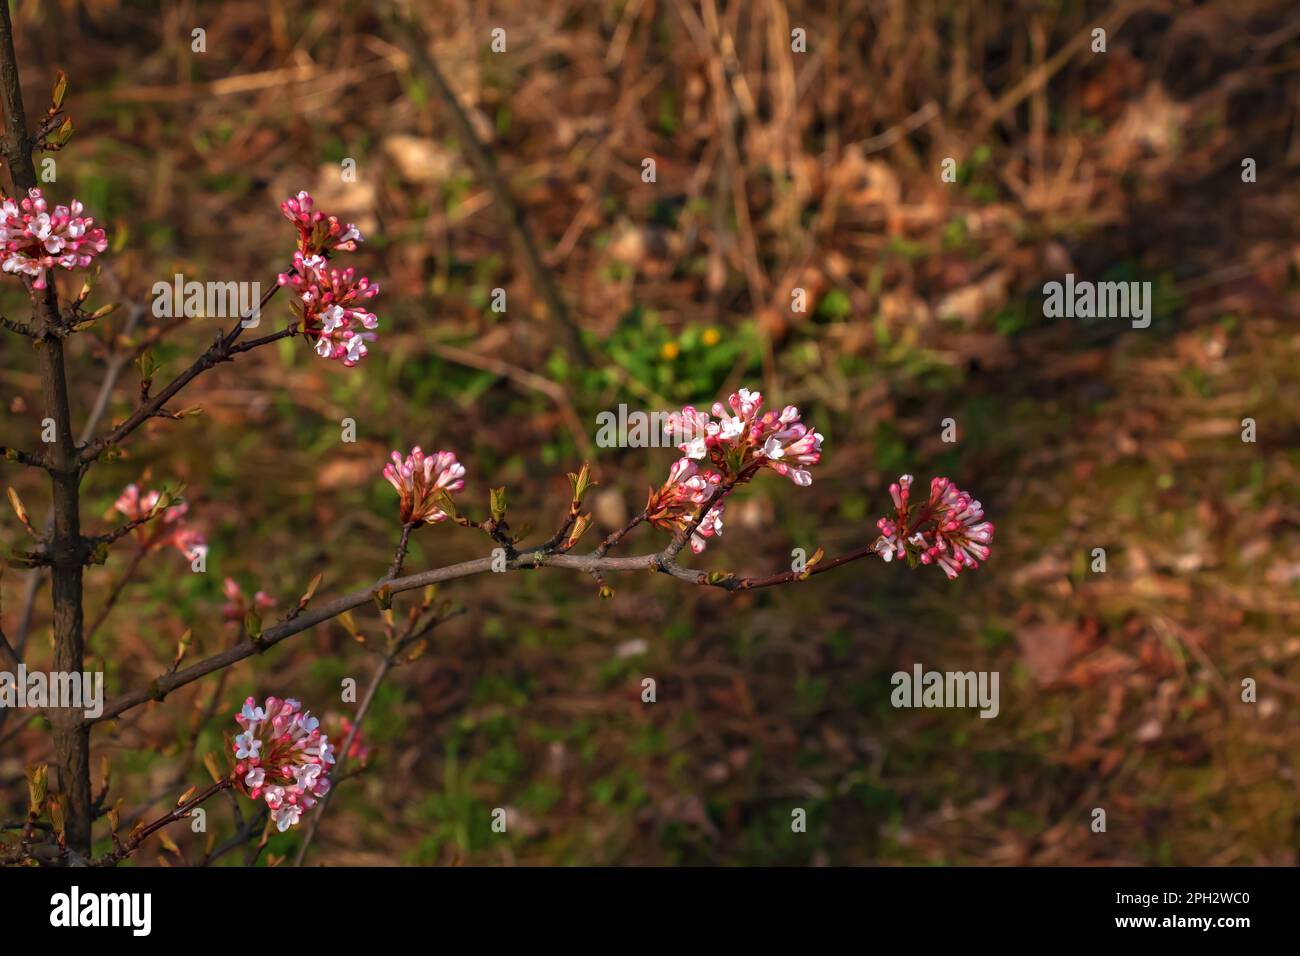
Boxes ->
[222,578,275,622]
[644,387,823,554]
[383,447,466,525]
[278,191,376,366]
[645,457,726,554]
[113,483,206,561]
[232,696,334,832]
[0,188,107,290]
[665,387,824,487]
[872,475,994,579]
[280,190,362,256]
[278,251,379,367]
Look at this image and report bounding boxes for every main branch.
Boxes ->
[0,2,96,854]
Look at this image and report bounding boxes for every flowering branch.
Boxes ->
[86,488,183,550]
[87,381,994,733]
[0,21,997,860]
[0,2,97,853]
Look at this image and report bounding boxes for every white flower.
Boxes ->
[273,804,303,831]
[293,763,322,790]
[234,732,261,760]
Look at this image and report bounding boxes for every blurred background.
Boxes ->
[2,0,1299,865]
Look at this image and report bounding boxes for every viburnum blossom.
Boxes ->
[278,251,379,367]
[642,387,823,553]
[231,696,334,832]
[280,190,362,256]
[872,475,995,579]
[664,387,824,486]
[644,457,726,554]
[383,447,466,525]
[0,188,108,289]
[221,578,276,622]
[112,483,206,560]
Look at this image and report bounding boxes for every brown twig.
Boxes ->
[387,522,416,580]
[0,444,42,467]
[0,314,36,337]
[84,547,149,643]
[96,777,233,865]
[379,8,591,368]
[79,278,288,464]
[89,501,883,729]
[290,654,392,866]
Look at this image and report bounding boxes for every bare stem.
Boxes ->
[380,8,590,368]
[95,777,234,865]
[387,522,416,580]
[291,654,392,866]
[594,511,647,557]
[90,526,883,728]
[80,278,287,464]
[85,547,148,643]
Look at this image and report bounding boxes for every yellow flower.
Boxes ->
[660,341,681,360]
[701,327,720,347]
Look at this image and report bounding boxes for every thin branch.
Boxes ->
[0,444,42,467]
[79,278,287,464]
[594,511,647,557]
[90,524,883,728]
[84,546,148,643]
[87,509,168,549]
[387,522,416,580]
[291,654,392,866]
[227,323,299,356]
[379,9,591,368]
[0,619,20,669]
[294,549,458,865]
[95,777,233,865]
[0,314,35,337]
